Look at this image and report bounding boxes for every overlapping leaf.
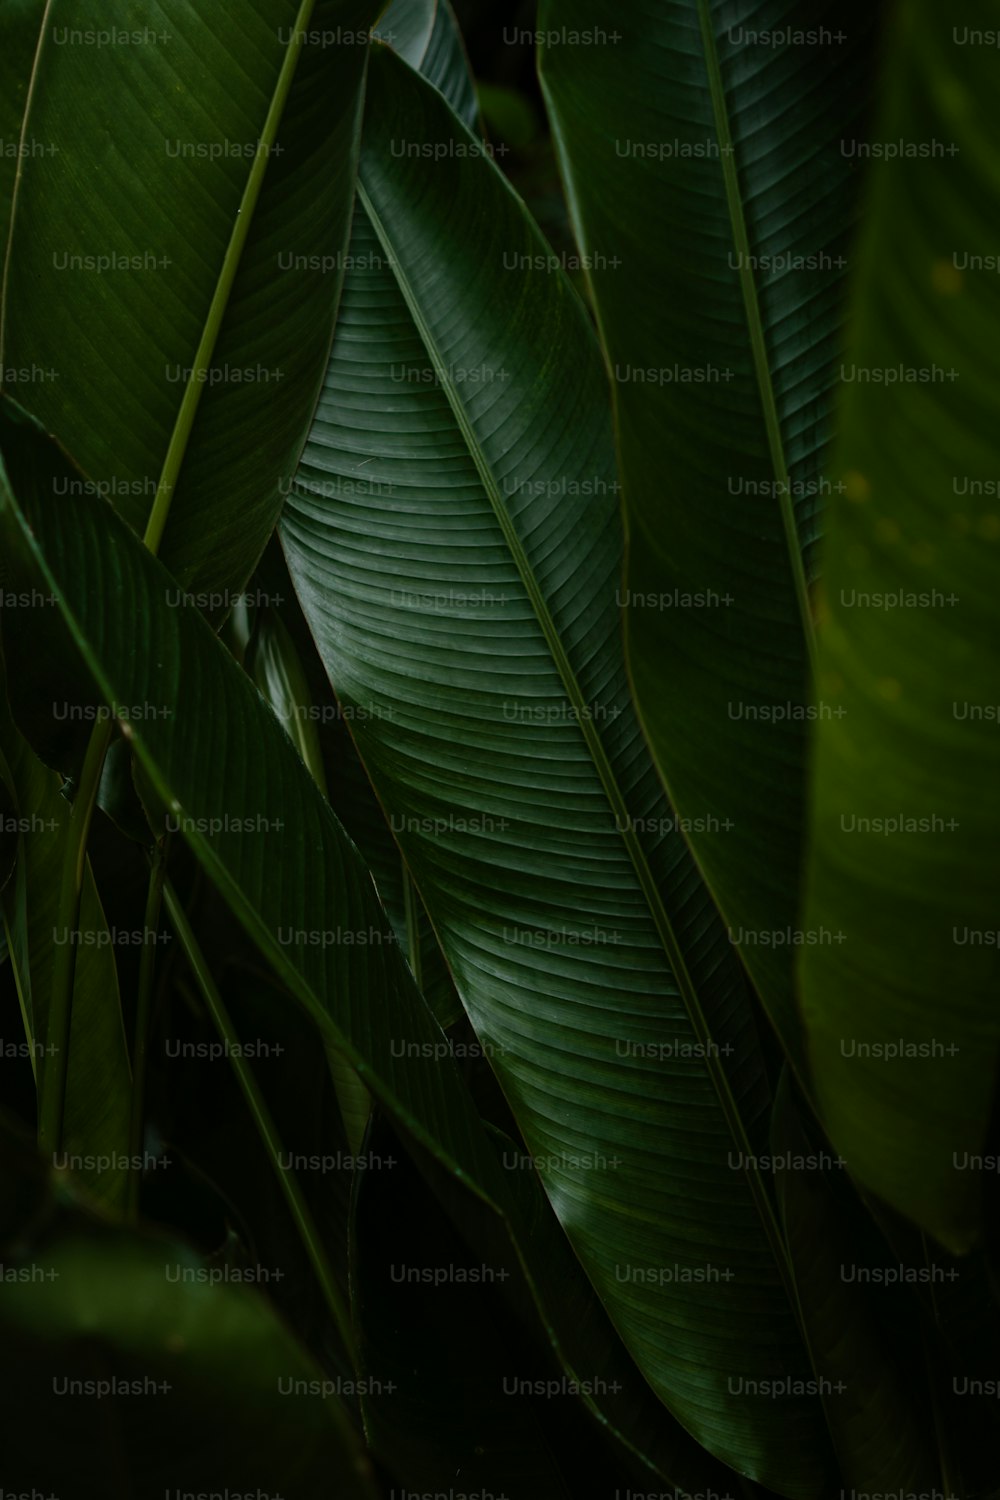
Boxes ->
[278,45,835,1491]
[538,0,884,1047]
[0,394,722,1491]
[0,0,378,602]
[377,0,478,126]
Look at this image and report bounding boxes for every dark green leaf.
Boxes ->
[0,393,711,1486]
[0,690,132,1212]
[538,0,884,1050]
[0,0,379,602]
[280,47,834,1492]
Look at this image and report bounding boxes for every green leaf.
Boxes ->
[279,46,836,1492]
[0,692,132,1213]
[97,735,157,846]
[800,0,1000,1251]
[0,1115,377,1497]
[246,604,374,1153]
[376,0,478,125]
[248,605,330,799]
[0,0,379,602]
[537,0,885,1050]
[0,393,499,1210]
[0,394,714,1488]
[253,541,466,1028]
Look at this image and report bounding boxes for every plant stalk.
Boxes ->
[162,876,357,1367]
[125,839,166,1220]
[38,0,319,1163]
[38,714,114,1157]
[402,863,423,990]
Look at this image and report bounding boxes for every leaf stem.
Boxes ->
[162,876,357,1367]
[38,0,318,1171]
[142,0,319,554]
[126,839,167,1221]
[38,714,115,1156]
[402,863,423,989]
[695,0,818,679]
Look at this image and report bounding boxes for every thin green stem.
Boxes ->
[126,840,167,1221]
[695,0,819,681]
[402,863,423,990]
[38,715,114,1156]
[142,0,319,554]
[38,0,318,1173]
[162,877,357,1367]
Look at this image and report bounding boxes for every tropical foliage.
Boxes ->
[0,1,996,1495]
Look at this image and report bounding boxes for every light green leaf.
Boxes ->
[800,0,1000,1251]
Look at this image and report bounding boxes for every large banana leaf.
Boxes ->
[250,541,466,1028]
[800,0,1000,1251]
[0,0,377,600]
[279,45,836,1492]
[537,0,884,1048]
[0,395,721,1491]
[0,696,132,1212]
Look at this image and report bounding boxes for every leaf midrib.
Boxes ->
[0,477,697,1484]
[0,0,323,558]
[695,0,818,676]
[355,168,795,1298]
